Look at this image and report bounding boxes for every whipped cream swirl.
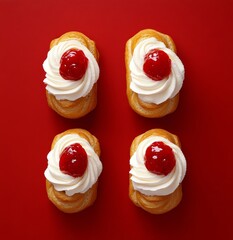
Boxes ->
[44,134,102,196]
[43,39,99,101]
[130,136,186,196]
[130,37,184,104]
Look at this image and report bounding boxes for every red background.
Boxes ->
[1,0,232,239]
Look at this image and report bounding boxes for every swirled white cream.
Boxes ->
[43,39,99,101]
[130,37,184,104]
[44,134,102,196]
[130,136,186,196]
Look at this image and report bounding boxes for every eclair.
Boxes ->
[125,29,185,118]
[43,31,99,119]
[44,129,102,213]
[129,129,187,214]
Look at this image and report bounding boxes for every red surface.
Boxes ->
[1,0,232,239]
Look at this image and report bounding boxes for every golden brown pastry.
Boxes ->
[129,129,187,214]
[44,129,103,213]
[125,29,185,118]
[43,31,99,119]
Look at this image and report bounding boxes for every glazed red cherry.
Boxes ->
[59,143,88,178]
[145,141,176,176]
[59,49,88,80]
[143,49,171,81]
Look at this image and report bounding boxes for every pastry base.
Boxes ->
[129,180,182,214]
[46,83,97,119]
[46,180,98,213]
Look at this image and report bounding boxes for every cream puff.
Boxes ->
[44,129,102,213]
[129,129,187,214]
[125,29,185,118]
[43,31,99,119]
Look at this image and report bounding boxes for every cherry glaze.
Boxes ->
[143,49,171,81]
[59,143,88,178]
[144,141,176,176]
[59,49,88,80]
